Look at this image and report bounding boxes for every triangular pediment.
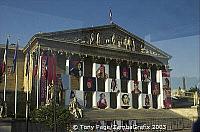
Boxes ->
[33,23,171,59]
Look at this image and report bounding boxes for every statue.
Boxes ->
[123,37,128,49]
[131,39,135,51]
[111,33,116,45]
[105,39,110,44]
[89,33,95,44]
[96,33,100,45]
[69,97,83,118]
[127,37,131,50]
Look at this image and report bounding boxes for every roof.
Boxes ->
[0,43,23,51]
[24,23,172,59]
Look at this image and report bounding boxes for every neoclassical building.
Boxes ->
[23,23,172,110]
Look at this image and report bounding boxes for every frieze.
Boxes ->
[34,24,169,59]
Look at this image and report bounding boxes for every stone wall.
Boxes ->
[0,48,25,92]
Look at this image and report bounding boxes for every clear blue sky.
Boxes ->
[0,0,199,78]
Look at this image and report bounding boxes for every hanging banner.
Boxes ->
[142,94,152,109]
[65,90,84,107]
[162,69,170,77]
[96,92,110,109]
[120,66,130,79]
[121,93,131,107]
[152,82,160,95]
[40,55,47,103]
[141,69,151,82]
[107,78,121,92]
[69,59,83,77]
[131,80,142,94]
[96,64,109,79]
[162,70,172,108]
[83,77,96,91]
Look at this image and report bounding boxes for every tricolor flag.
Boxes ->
[2,38,9,74]
[109,8,113,24]
[12,41,18,73]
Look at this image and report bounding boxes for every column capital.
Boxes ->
[116,59,122,65]
[127,60,132,67]
[105,58,110,64]
[79,54,86,61]
[92,56,98,63]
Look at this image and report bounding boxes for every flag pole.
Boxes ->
[3,36,9,118]
[36,43,40,109]
[14,56,18,118]
[26,63,29,119]
[26,45,30,119]
[14,40,19,118]
[3,67,7,102]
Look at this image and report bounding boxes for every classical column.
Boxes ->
[156,69,160,83]
[158,70,164,108]
[149,94,153,109]
[105,79,110,92]
[106,92,111,109]
[92,58,97,78]
[127,81,132,93]
[117,93,121,109]
[79,77,84,91]
[129,63,132,80]
[92,92,97,108]
[148,82,151,94]
[137,67,141,82]
[138,94,143,109]
[65,59,70,75]
[116,60,121,79]
[128,93,133,109]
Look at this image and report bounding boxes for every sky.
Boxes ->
[0,0,199,79]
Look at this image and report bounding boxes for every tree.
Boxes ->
[30,104,74,129]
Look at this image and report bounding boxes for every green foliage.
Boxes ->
[30,104,74,129]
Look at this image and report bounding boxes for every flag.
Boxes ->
[109,8,113,24]
[47,53,56,84]
[25,45,30,76]
[2,38,9,74]
[40,55,48,102]
[45,55,48,79]
[12,42,18,73]
[33,48,39,78]
[33,54,38,78]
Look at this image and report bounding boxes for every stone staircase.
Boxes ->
[83,108,187,120]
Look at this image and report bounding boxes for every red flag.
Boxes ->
[52,54,56,83]
[47,53,56,84]
[33,65,38,78]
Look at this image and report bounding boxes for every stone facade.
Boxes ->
[22,24,172,110]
